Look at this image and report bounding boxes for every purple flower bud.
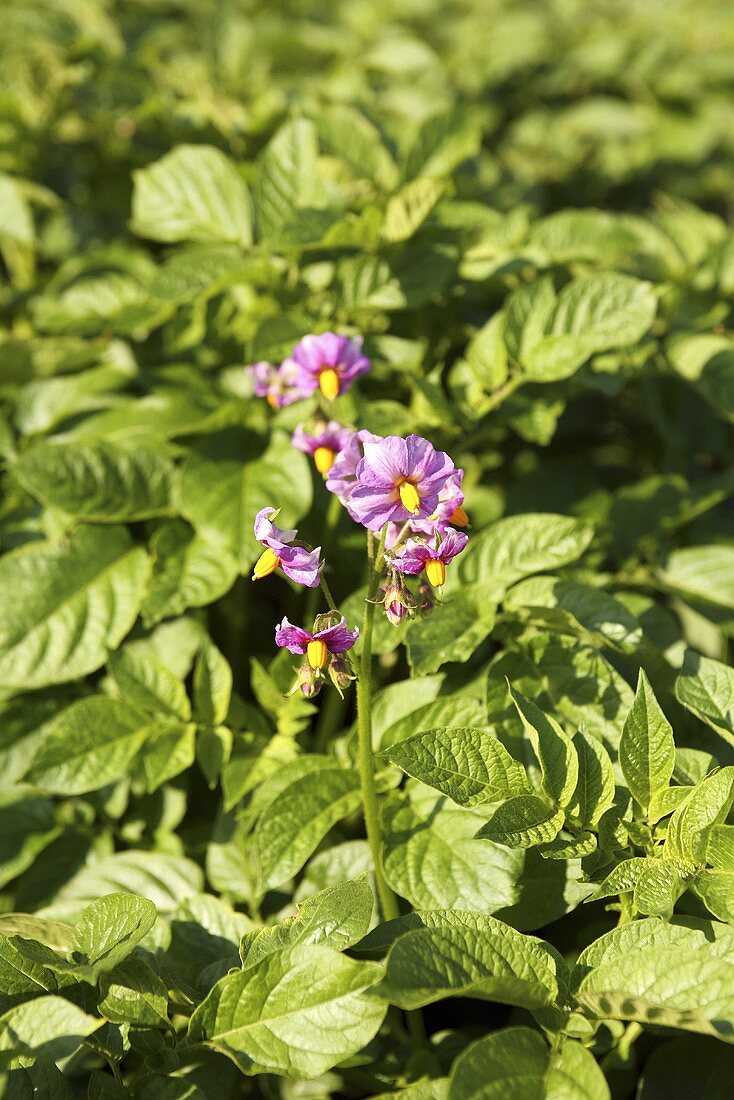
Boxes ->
[328,654,356,696]
[379,573,414,627]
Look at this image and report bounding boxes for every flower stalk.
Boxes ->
[356,527,401,922]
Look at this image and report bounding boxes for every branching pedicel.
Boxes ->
[249,332,469,917]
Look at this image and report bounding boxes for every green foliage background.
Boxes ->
[2,0,734,1095]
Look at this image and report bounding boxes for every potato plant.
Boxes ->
[1,0,734,1096]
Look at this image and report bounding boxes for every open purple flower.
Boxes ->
[326,429,382,519]
[391,527,468,588]
[348,434,456,532]
[275,616,359,669]
[282,333,370,401]
[248,361,310,408]
[252,507,322,587]
[292,421,354,475]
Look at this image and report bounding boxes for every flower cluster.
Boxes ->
[248,332,370,408]
[275,613,359,698]
[250,332,470,694]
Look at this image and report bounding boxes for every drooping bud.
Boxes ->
[398,480,421,515]
[379,572,414,626]
[319,368,340,400]
[286,662,322,698]
[313,446,336,474]
[328,654,356,697]
[417,580,435,615]
[252,547,281,580]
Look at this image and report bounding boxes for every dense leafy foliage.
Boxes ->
[2,0,734,1095]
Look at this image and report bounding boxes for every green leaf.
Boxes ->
[179,431,312,570]
[675,650,734,746]
[239,881,373,967]
[665,767,734,868]
[384,179,443,243]
[382,785,521,913]
[25,697,153,795]
[141,521,238,627]
[132,144,253,246]
[108,648,190,721]
[572,916,734,1042]
[510,687,578,807]
[52,850,203,915]
[255,119,325,242]
[383,727,530,807]
[547,272,657,349]
[447,1028,610,1100]
[137,720,196,793]
[406,584,499,675]
[620,670,675,811]
[0,526,149,691]
[476,796,565,848]
[660,545,734,610]
[633,860,683,919]
[70,892,157,980]
[193,640,232,727]
[0,794,59,890]
[0,995,103,1068]
[460,515,593,589]
[188,944,386,1078]
[377,910,563,1010]
[13,440,173,523]
[255,766,361,892]
[567,729,615,829]
[98,958,169,1027]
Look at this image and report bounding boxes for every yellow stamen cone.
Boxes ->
[319,368,340,400]
[252,548,280,580]
[398,481,421,515]
[313,446,336,474]
[266,393,279,409]
[425,559,446,588]
[307,639,329,670]
[450,505,469,527]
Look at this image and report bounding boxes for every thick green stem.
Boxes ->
[357,529,400,922]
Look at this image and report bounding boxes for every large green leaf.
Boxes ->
[254,766,362,892]
[25,696,154,795]
[132,144,253,245]
[188,944,386,1077]
[0,526,149,690]
[509,687,578,807]
[459,515,593,588]
[447,1028,610,1100]
[239,881,374,967]
[13,440,173,522]
[675,650,734,746]
[571,916,734,1042]
[381,784,521,913]
[406,584,500,675]
[0,995,103,1067]
[377,910,563,1010]
[383,726,530,807]
[179,431,312,570]
[660,545,734,610]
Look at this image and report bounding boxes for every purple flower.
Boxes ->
[348,434,456,532]
[275,616,359,669]
[392,527,468,588]
[247,361,310,408]
[282,333,370,401]
[292,421,354,475]
[326,429,382,519]
[252,507,322,588]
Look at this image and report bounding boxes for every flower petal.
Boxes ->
[274,617,312,654]
[314,617,359,653]
[279,544,323,588]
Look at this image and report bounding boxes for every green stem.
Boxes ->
[356,527,399,923]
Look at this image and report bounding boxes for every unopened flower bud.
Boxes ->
[380,573,414,627]
[286,661,322,698]
[328,654,356,697]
